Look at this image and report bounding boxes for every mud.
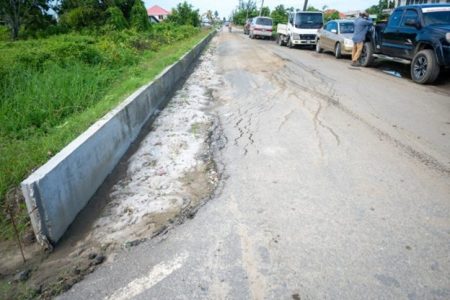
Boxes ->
[0,39,221,299]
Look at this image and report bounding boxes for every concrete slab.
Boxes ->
[21,31,215,247]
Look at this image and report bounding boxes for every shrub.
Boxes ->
[106,6,129,30]
[60,6,104,30]
[130,0,150,31]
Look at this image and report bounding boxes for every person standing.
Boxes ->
[351,12,372,66]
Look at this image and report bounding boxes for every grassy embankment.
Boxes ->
[0,24,211,241]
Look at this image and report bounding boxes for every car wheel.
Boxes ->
[359,42,374,67]
[316,40,323,53]
[287,38,294,48]
[411,49,440,84]
[335,43,342,59]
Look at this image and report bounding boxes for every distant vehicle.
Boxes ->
[224,21,230,27]
[277,11,324,48]
[244,18,253,35]
[361,4,450,84]
[201,21,212,28]
[249,17,273,39]
[316,20,355,58]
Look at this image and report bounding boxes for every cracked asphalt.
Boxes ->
[59,29,450,299]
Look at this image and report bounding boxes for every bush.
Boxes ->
[130,0,150,31]
[106,6,129,30]
[168,1,200,27]
[60,6,104,30]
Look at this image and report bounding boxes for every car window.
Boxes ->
[401,9,419,26]
[256,18,272,26]
[423,10,450,26]
[388,9,404,27]
[329,22,337,32]
[295,13,323,29]
[325,22,335,31]
[339,22,354,34]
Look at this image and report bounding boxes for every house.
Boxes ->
[397,0,450,6]
[342,10,362,18]
[147,5,170,23]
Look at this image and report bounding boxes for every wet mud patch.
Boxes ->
[0,38,222,299]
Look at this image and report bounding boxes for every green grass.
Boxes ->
[0,26,211,240]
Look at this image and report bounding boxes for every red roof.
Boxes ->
[147,5,170,16]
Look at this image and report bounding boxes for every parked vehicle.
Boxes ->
[249,17,273,39]
[277,11,324,48]
[244,18,253,35]
[360,4,450,84]
[316,20,355,58]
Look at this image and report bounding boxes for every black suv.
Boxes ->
[360,4,450,84]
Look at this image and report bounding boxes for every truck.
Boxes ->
[359,4,450,84]
[276,11,324,48]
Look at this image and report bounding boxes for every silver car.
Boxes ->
[316,20,355,58]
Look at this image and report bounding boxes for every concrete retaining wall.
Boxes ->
[21,31,215,247]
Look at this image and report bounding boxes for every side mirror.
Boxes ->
[405,19,421,29]
[331,29,337,34]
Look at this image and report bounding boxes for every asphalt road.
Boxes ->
[60,29,450,299]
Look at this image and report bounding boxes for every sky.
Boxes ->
[144,0,379,18]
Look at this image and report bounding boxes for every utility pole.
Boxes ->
[259,0,264,16]
[303,0,308,11]
[246,1,249,20]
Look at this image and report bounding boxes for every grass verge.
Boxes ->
[0,28,211,241]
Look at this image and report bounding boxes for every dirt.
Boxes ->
[0,38,221,299]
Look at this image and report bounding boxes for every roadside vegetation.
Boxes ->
[0,0,208,242]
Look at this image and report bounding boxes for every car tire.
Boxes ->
[316,40,323,53]
[287,38,294,49]
[360,42,374,67]
[335,43,342,59]
[410,49,440,84]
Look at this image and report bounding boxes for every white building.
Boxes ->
[397,0,450,6]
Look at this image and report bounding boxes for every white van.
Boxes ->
[249,17,273,39]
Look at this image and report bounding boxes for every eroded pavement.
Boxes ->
[4,27,450,299]
[57,28,450,300]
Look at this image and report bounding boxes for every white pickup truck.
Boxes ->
[277,11,324,48]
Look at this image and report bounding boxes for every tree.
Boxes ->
[270,5,288,28]
[306,6,320,12]
[366,0,395,21]
[106,6,128,30]
[0,0,54,39]
[260,6,270,17]
[130,0,149,31]
[214,10,218,19]
[167,1,200,27]
[324,10,340,22]
[205,9,213,22]
[232,0,257,25]
[59,0,106,29]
